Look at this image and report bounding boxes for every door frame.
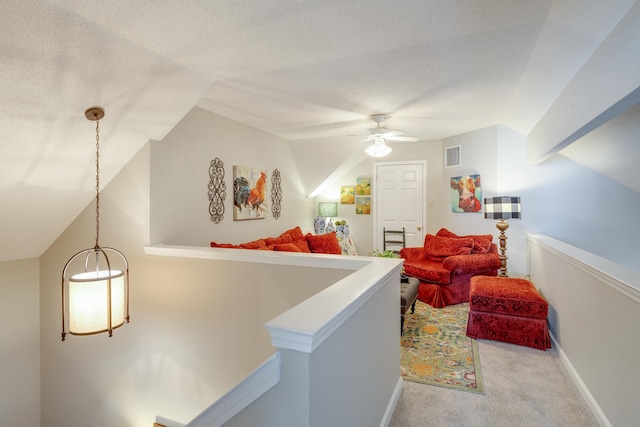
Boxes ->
[372,160,427,252]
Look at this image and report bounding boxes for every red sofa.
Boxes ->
[399,228,500,308]
[210,226,343,254]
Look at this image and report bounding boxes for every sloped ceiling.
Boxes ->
[1,0,638,261]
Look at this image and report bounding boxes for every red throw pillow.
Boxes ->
[292,238,311,253]
[435,228,493,254]
[436,228,457,238]
[306,232,342,254]
[210,241,236,248]
[238,239,268,249]
[281,226,304,241]
[423,234,473,257]
[273,242,303,252]
[265,233,294,246]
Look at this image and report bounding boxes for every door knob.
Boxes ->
[417,226,422,231]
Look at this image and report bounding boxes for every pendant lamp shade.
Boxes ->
[61,107,130,341]
[68,267,126,335]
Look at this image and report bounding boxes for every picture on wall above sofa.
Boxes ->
[233,165,268,220]
[450,174,482,213]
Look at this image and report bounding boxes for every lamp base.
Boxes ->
[496,219,509,277]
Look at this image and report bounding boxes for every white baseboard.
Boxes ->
[550,333,611,427]
[380,377,404,427]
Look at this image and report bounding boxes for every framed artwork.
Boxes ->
[450,174,482,213]
[355,176,371,196]
[340,185,355,204]
[356,196,371,214]
[233,165,268,220]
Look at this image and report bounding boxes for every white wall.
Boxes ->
[0,258,40,427]
[438,123,640,275]
[151,107,314,246]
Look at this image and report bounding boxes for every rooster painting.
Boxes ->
[233,165,268,220]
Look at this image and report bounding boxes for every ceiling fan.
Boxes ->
[355,114,419,157]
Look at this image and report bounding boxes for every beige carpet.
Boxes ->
[390,339,599,427]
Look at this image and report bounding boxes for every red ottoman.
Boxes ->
[466,276,551,350]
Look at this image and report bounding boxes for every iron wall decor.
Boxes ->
[208,157,226,223]
[271,168,282,219]
[233,165,268,220]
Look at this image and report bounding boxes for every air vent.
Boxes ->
[445,145,461,168]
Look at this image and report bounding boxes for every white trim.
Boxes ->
[186,352,281,427]
[549,333,611,427]
[144,244,370,271]
[265,258,402,352]
[155,416,185,427]
[526,233,640,303]
[380,378,404,427]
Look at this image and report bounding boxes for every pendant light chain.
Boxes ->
[94,117,101,249]
[61,106,131,341]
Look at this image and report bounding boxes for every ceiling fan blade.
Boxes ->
[382,129,405,138]
[387,135,419,142]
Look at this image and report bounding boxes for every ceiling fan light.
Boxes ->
[365,142,392,157]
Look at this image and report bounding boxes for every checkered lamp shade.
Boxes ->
[484,196,521,219]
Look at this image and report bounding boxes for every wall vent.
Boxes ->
[445,145,461,168]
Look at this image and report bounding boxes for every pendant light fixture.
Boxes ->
[61,107,130,341]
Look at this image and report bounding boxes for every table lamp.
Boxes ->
[484,196,521,277]
[317,202,338,234]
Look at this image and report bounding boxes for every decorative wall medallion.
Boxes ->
[271,168,282,219]
[208,158,226,223]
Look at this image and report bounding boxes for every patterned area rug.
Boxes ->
[401,300,484,394]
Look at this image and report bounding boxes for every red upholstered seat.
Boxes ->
[402,258,451,285]
[469,276,548,319]
[399,229,500,308]
[466,276,551,350]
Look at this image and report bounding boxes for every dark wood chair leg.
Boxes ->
[410,299,416,314]
[401,315,405,335]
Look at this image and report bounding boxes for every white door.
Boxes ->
[373,161,426,252]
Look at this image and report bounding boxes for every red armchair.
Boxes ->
[400,228,500,308]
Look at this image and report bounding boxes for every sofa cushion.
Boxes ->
[403,258,451,285]
[436,228,493,254]
[423,234,473,258]
[306,232,342,254]
[273,242,303,252]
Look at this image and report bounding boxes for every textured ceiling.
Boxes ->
[0,0,637,260]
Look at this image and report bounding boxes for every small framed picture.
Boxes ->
[356,196,371,214]
[340,185,355,204]
[355,176,371,195]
